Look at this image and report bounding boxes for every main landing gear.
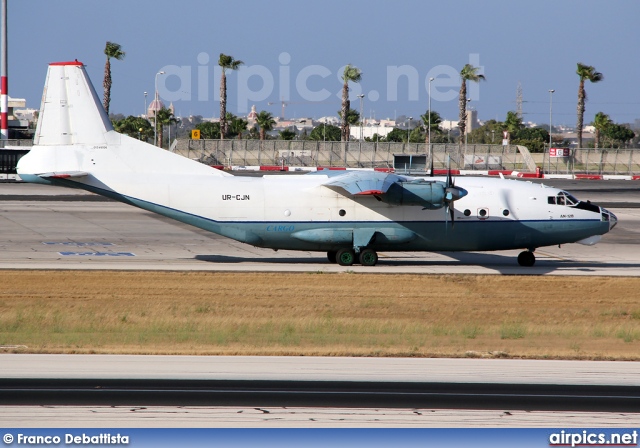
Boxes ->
[330,248,537,267]
[327,248,379,267]
[517,249,536,267]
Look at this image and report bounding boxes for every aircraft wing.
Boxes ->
[320,170,467,210]
[321,171,406,196]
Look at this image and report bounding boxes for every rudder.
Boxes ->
[34,60,113,146]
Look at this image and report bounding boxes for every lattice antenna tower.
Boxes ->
[516,82,523,119]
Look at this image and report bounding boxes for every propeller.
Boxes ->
[429,153,434,177]
[443,155,468,228]
[499,187,517,220]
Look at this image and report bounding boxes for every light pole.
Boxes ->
[549,89,555,149]
[154,71,165,147]
[357,94,364,141]
[428,77,434,161]
[407,116,412,145]
[144,92,148,118]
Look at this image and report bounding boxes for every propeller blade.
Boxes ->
[444,204,449,229]
[449,204,455,228]
[444,203,455,230]
[429,155,434,177]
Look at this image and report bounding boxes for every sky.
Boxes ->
[7,0,640,127]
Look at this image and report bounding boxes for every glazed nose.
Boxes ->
[602,208,617,230]
[609,211,617,230]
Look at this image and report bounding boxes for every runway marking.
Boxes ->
[44,242,115,247]
[59,252,135,257]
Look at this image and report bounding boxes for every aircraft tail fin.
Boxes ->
[34,60,114,146]
[20,60,232,180]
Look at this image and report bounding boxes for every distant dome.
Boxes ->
[147,92,165,118]
[247,104,258,122]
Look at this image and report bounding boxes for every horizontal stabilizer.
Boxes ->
[39,171,89,179]
[355,189,384,195]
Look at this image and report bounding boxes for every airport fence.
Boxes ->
[0,139,33,148]
[4,138,640,176]
[540,148,640,176]
[175,139,640,175]
[177,140,535,172]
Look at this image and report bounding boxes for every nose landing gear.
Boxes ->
[517,249,536,267]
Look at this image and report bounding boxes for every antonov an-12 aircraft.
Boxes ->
[17,61,617,267]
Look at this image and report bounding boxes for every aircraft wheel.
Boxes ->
[359,249,378,266]
[517,251,535,267]
[327,251,337,264]
[336,248,356,266]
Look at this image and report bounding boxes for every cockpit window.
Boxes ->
[548,196,556,205]
[565,193,579,205]
[556,192,577,206]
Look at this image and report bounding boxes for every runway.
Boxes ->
[1,179,640,427]
[2,355,640,427]
[1,181,639,274]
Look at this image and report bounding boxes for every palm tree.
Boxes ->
[227,113,248,140]
[420,110,443,144]
[458,64,485,139]
[340,65,362,141]
[576,63,604,149]
[338,108,360,139]
[103,42,126,115]
[255,111,276,140]
[153,107,176,148]
[218,53,243,138]
[592,111,612,149]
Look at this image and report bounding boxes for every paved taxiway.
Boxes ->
[1,179,640,427]
[0,180,639,274]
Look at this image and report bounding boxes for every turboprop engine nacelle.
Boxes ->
[382,181,467,209]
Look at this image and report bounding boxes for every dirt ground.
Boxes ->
[1,270,639,359]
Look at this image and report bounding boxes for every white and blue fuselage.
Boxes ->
[17,61,616,267]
